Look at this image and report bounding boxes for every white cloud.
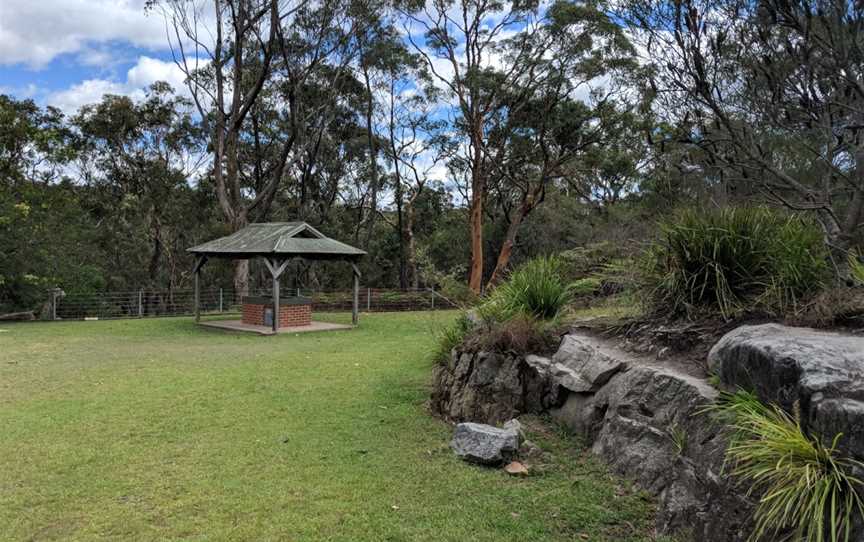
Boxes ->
[0,0,167,68]
[127,56,188,90]
[46,56,187,114]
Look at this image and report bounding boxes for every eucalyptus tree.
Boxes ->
[380,56,447,288]
[155,0,281,293]
[0,96,72,186]
[72,83,207,290]
[403,0,636,291]
[619,0,864,264]
[158,0,369,293]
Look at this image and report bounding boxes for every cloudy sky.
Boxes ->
[0,0,186,114]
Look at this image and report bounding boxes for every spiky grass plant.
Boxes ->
[489,255,574,321]
[433,311,472,363]
[644,207,829,319]
[849,251,864,286]
[708,390,864,542]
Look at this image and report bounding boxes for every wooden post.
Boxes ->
[194,269,200,322]
[351,263,361,326]
[263,257,290,334]
[219,288,223,313]
[138,290,143,318]
[193,255,207,323]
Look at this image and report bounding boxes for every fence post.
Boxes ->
[431,287,435,310]
[367,288,371,311]
[297,287,301,297]
[219,288,224,313]
[138,290,143,318]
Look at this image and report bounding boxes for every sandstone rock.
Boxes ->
[709,323,864,457]
[432,350,559,424]
[583,367,750,538]
[502,419,525,442]
[553,335,628,392]
[451,422,521,465]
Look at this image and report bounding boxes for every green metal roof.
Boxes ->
[188,222,366,259]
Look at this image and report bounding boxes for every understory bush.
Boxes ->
[485,255,574,321]
[643,207,830,319]
[850,251,864,286]
[707,390,864,542]
[434,256,571,361]
[570,277,602,297]
[433,311,472,362]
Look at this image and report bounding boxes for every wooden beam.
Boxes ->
[351,263,361,326]
[262,256,290,279]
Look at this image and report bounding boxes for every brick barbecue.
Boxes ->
[241,296,312,328]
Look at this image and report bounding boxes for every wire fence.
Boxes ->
[51,287,458,321]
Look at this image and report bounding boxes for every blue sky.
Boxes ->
[0,0,186,114]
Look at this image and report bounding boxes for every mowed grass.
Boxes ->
[0,312,659,541]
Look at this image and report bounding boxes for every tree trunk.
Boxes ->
[405,202,419,289]
[487,202,530,288]
[468,162,485,294]
[395,176,408,289]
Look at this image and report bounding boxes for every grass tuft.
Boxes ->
[849,251,864,286]
[643,206,830,320]
[706,390,864,542]
[488,255,574,321]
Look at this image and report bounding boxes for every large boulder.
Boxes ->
[708,323,864,457]
[450,422,521,465]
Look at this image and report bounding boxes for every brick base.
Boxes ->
[241,302,312,327]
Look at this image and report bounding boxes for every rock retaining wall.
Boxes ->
[432,332,754,540]
[432,324,864,540]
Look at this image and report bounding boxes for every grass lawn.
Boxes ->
[0,312,660,541]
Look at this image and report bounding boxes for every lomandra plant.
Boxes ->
[708,390,864,542]
[490,255,574,321]
[433,311,472,363]
[644,207,829,319]
[849,251,864,286]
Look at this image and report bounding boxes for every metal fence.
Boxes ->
[51,287,458,321]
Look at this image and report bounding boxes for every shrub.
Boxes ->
[488,255,573,321]
[643,207,830,319]
[433,311,472,363]
[849,251,864,286]
[559,241,633,281]
[707,390,864,542]
[571,277,602,297]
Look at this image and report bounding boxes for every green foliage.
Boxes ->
[666,425,687,455]
[849,251,864,286]
[571,277,602,297]
[487,255,574,321]
[435,256,572,358]
[707,390,864,542]
[643,207,830,319]
[433,311,472,362]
